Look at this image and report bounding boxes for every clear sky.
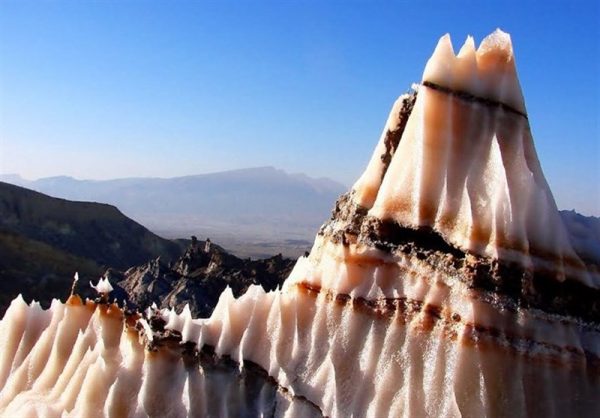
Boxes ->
[0,1,599,215]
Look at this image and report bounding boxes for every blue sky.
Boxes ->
[0,1,599,215]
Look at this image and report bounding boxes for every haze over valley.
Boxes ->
[1,167,346,258]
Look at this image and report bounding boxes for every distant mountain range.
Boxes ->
[1,167,347,249]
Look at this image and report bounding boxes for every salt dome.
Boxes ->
[0,30,598,418]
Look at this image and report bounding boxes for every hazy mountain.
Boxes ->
[0,181,183,268]
[0,181,298,316]
[559,210,600,268]
[1,168,347,245]
[0,181,186,313]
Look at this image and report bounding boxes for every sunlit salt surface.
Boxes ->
[0,30,598,418]
[0,296,321,417]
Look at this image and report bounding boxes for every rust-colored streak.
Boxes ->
[125,311,142,328]
[66,294,98,312]
[316,239,600,324]
[294,281,598,368]
[331,250,398,267]
[98,302,125,320]
[66,294,84,306]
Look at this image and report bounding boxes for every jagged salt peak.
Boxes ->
[422,29,525,113]
[90,277,114,294]
[0,279,597,417]
[353,30,597,286]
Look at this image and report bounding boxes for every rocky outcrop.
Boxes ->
[106,239,295,317]
[0,181,298,317]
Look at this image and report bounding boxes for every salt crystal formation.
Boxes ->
[1,30,599,418]
[0,295,320,417]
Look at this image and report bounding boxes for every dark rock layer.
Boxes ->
[107,240,295,317]
[319,190,600,324]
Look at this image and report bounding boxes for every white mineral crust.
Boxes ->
[90,278,114,295]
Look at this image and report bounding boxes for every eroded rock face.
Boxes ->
[108,242,295,317]
[1,30,599,418]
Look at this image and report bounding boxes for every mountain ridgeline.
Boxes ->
[0,182,182,268]
[2,167,347,247]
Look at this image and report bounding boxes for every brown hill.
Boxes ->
[0,181,185,313]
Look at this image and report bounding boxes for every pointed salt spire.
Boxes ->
[138,318,154,342]
[457,35,476,58]
[359,30,595,286]
[164,307,182,331]
[90,277,114,296]
[422,33,456,87]
[70,272,79,296]
[477,28,514,60]
[454,36,478,93]
[476,28,525,113]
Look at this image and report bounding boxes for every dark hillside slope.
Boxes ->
[0,230,103,314]
[0,182,182,269]
[0,182,186,315]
